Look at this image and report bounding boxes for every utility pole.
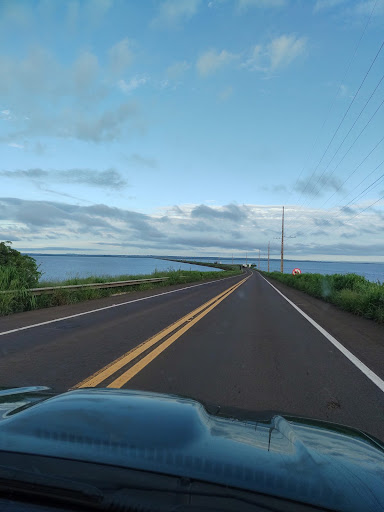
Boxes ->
[281,206,284,273]
[268,241,270,272]
[246,252,248,265]
[274,206,295,273]
[258,249,260,270]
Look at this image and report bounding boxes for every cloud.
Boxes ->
[237,0,286,10]
[0,42,141,143]
[296,172,343,197]
[2,102,139,143]
[242,35,307,72]
[128,154,157,168]
[1,198,381,259]
[0,168,127,190]
[108,38,134,74]
[313,0,347,12]
[1,109,12,120]
[197,49,238,76]
[151,0,201,28]
[268,34,307,71]
[262,184,288,193]
[314,0,384,17]
[218,85,233,101]
[73,51,99,92]
[118,75,149,94]
[191,204,249,222]
[166,60,191,79]
[7,142,24,149]
[352,0,384,16]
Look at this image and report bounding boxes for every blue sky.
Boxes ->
[1,0,383,261]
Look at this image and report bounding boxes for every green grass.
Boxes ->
[0,268,241,316]
[260,271,384,323]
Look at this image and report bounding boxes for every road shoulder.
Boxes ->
[0,273,246,333]
[259,272,384,380]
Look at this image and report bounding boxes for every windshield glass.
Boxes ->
[0,1,383,508]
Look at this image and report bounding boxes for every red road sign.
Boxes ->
[292,268,301,275]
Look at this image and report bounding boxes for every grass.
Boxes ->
[161,258,243,272]
[260,271,384,324]
[0,268,242,316]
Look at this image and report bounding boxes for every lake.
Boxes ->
[186,257,384,283]
[31,255,222,282]
[28,254,384,283]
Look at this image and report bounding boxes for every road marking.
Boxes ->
[258,273,384,393]
[74,276,249,389]
[0,273,245,337]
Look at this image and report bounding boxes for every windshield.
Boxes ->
[0,0,383,509]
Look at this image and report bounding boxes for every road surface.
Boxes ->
[0,270,383,440]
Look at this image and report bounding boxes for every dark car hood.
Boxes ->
[0,387,383,512]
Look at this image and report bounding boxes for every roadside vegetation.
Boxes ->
[261,271,384,323]
[0,244,242,316]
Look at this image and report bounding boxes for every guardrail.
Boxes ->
[1,277,169,295]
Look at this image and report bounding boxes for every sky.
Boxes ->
[1,0,383,262]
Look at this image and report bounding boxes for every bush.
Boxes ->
[0,241,41,289]
[261,270,384,323]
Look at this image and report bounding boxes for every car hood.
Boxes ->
[0,387,383,512]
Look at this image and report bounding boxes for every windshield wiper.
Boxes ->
[0,464,103,508]
[0,464,325,512]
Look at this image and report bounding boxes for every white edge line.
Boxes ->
[257,272,384,394]
[0,273,246,337]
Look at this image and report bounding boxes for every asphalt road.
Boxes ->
[0,269,383,440]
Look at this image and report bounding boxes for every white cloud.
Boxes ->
[267,34,307,70]
[237,0,286,10]
[242,35,307,73]
[3,198,383,259]
[166,60,191,79]
[197,49,238,76]
[1,109,12,120]
[151,0,201,28]
[314,0,384,16]
[339,84,348,97]
[314,0,347,12]
[108,38,134,74]
[2,102,139,143]
[218,85,233,101]
[66,1,80,31]
[7,142,24,149]
[118,76,149,94]
[73,51,99,92]
[352,0,384,16]
[241,45,263,71]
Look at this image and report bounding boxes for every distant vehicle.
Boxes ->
[0,387,383,511]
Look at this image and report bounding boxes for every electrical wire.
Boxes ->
[300,75,384,207]
[290,0,380,204]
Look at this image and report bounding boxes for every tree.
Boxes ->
[0,241,41,288]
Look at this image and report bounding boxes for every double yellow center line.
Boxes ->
[73,274,250,390]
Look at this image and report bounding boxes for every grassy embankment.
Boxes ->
[260,271,384,323]
[0,266,241,316]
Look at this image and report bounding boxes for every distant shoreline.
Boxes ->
[24,253,384,265]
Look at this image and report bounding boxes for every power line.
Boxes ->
[290,0,380,202]
[301,74,384,207]
[293,163,384,240]
[332,157,384,207]
[320,136,384,208]
[286,136,384,240]
[293,38,384,207]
